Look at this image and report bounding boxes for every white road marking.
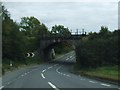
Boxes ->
[6,82,10,85]
[21,74,24,77]
[24,73,27,75]
[70,56,72,58]
[0,86,4,90]
[48,66,53,69]
[27,72,30,74]
[63,74,66,76]
[56,65,70,77]
[54,64,58,66]
[42,69,46,72]
[66,75,70,77]
[101,84,111,87]
[66,58,69,61]
[41,73,45,79]
[89,81,97,83]
[56,65,63,74]
[80,78,85,80]
[48,82,59,90]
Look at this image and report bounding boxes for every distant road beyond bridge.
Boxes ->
[39,33,86,61]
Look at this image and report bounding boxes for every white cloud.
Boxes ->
[3,2,118,32]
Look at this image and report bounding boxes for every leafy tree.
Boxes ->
[75,26,119,69]
[20,16,41,37]
[2,5,25,65]
[2,5,10,21]
[19,16,50,52]
[51,25,71,36]
[99,26,111,38]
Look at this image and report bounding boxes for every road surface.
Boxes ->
[1,51,120,90]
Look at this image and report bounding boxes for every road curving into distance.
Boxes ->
[1,51,120,90]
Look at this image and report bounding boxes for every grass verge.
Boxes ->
[74,65,120,84]
[2,52,44,75]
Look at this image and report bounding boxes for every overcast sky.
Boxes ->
[3,1,118,33]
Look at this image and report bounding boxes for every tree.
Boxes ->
[75,26,119,69]
[51,25,71,36]
[99,26,111,38]
[19,16,50,51]
[2,5,25,65]
[2,5,10,21]
[20,16,41,37]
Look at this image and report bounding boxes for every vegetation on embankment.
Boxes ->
[2,5,73,75]
[2,5,48,75]
[2,51,43,75]
[75,27,119,82]
[74,65,119,83]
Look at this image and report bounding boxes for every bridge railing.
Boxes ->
[39,33,86,40]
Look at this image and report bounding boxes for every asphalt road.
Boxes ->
[1,51,120,90]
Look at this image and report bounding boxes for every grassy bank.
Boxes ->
[2,52,44,75]
[75,65,119,83]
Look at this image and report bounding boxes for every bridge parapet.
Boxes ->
[39,34,86,40]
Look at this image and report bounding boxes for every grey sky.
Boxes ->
[3,1,118,33]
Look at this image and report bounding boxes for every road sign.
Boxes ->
[31,53,35,57]
[26,52,35,57]
[26,53,30,57]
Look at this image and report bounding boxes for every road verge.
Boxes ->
[72,65,120,86]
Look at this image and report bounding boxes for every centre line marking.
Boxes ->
[41,73,45,79]
[101,84,111,87]
[56,65,63,73]
[0,86,4,90]
[24,73,27,75]
[66,58,69,60]
[48,66,52,69]
[42,69,46,72]
[66,75,70,77]
[48,82,59,90]
[89,81,96,83]
[21,74,24,77]
[80,79,85,80]
[54,64,58,66]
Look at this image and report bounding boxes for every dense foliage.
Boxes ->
[75,26,119,69]
[51,25,71,37]
[2,6,25,65]
[2,5,49,67]
[2,5,72,68]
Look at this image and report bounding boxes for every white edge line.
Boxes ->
[56,65,63,73]
[101,84,111,87]
[56,65,70,77]
[89,81,96,83]
[41,73,45,79]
